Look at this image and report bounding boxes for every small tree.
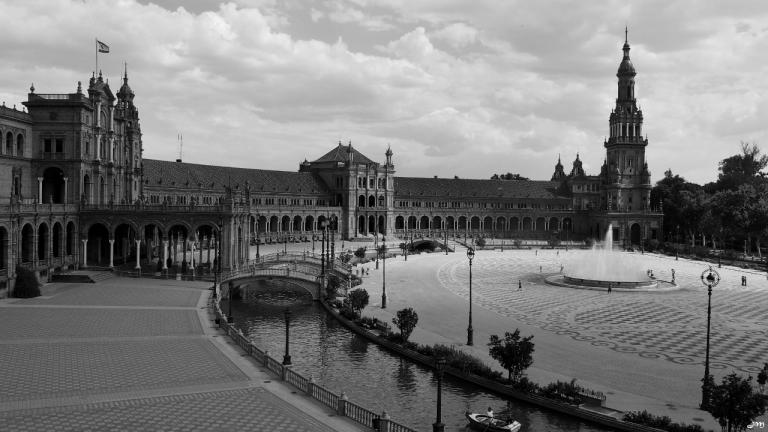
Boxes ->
[13,266,41,298]
[475,237,486,247]
[488,329,535,382]
[348,288,369,315]
[325,274,341,299]
[707,373,767,432]
[392,308,419,341]
[354,247,367,259]
[758,363,768,394]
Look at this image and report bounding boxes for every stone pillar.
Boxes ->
[37,177,44,204]
[135,240,141,269]
[162,240,168,270]
[190,242,195,270]
[198,238,203,267]
[108,239,115,268]
[82,239,88,268]
[205,236,210,266]
[63,177,69,204]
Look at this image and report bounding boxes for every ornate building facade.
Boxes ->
[0,36,662,293]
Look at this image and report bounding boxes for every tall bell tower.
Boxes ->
[603,28,652,212]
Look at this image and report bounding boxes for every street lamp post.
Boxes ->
[227,282,234,324]
[445,229,448,255]
[700,266,720,409]
[381,236,387,308]
[283,308,292,365]
[375,235,379,269]
[320,223,326,276]
[432,357,446,432]
[466,247,475,346]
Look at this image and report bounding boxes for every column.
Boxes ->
[37,177,44,204]
[162,240,168,270]
[108,239,115,268]
[190,242,195,270]
[205,236,210,266]
[63,177,69,204]
[198,237,203,266]
[134,240,141,269]
[82,239,88,268]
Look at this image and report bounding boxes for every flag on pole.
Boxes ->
[97,40,110,53]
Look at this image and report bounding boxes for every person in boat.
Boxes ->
[486,406,494,419]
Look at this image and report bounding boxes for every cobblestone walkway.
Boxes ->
[0,277,361,431]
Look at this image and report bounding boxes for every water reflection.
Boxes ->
[230,286,612,432]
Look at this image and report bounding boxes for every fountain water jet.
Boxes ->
[560,224,656,289]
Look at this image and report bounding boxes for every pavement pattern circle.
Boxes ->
[437,250,768,374]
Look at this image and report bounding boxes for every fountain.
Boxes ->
[555,224,659,290]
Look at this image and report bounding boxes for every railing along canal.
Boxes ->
[212,291,417,432]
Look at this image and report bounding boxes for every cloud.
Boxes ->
[430,22,479,49]
[2,0,768,186]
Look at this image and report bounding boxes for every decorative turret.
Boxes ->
[385,144,393,166]
[117,63,135,103]
[570,153,585,177]
[347,141,354,164]
[551,154,566,181]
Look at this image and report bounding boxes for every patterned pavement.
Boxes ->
[0,388,338,432]
[0,277,362,431]
[437,249,768,374]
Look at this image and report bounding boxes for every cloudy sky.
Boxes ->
[2,0,767,185]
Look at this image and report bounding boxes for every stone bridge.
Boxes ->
[220,252,352,302]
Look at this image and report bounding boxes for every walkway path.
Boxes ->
[356,248,768,431]
[0,277,362,431]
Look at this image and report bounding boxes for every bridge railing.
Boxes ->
[211,295,417,432]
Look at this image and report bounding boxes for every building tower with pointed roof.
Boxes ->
[551,155,566,181]
[596,29,659,245]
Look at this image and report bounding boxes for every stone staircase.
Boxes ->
[51,270,114,284]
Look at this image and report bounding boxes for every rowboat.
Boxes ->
[465,412,522,431]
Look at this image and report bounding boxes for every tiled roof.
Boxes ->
[313,143,375,165]
[393,177,565,199]
[143,159,330,194]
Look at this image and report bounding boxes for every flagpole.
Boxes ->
[95,38,98,74]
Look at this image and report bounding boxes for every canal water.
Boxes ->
[227,282,612,431]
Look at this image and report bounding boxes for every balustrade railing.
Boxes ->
[345,400,378,428]
[212,293,417,432]
[284,368,307,392]
[310,384,339,410]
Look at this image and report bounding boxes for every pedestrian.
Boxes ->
[560,264,564,273]
[535,250,538,256]
[742,275,747,286]
[518,280,522,291]
[539,265,542,273]
[608,283,612,294]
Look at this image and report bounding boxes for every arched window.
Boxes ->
[16,134,24,157]
[6,132,14,155]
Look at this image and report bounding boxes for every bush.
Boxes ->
[585,238,595,248]
[541,379,583,405]
[13,266,40,298]
[693,246,709,258]
[358,316,378,329]
[646,239,660,252]
[354,247,367,259]
[475,237,486,247]
[338,306,358,321]
[622,410,704,432]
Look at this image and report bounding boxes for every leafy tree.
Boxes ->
[547,234,561,247]
[475,237,486,247]
[348,288,369,314]
[392,308,419,341]
[714,142,768,192]
[491,172,530,181]
[758,363,768,395]
[487,329,535,382]
[325,274,341,299]
[707,373,766,432]
[354,247,367,259]
[13,266,41,298]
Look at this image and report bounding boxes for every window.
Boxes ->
[44,138,52,153]
[369,177,374,188]
[55,138,63,153]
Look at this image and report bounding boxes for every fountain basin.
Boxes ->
[545,275,680,292]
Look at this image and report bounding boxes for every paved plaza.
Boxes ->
[356,246,768,430]
[0,276,362,431]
